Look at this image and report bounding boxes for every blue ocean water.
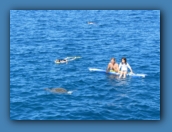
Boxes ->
[10,10,160,120]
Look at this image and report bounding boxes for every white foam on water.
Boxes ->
[67,91,73,95]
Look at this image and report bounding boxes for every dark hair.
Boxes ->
[111,58,116,61]
[121,57,127,64]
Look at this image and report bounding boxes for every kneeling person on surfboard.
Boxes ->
[106,58,119,73]
[119,57,133,78]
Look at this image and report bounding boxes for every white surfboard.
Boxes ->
[88,68,146,78]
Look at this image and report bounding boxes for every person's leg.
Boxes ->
[119,71,123,78]
[66,57,75,61]
[123,71,127,78]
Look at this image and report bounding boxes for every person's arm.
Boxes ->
[106,63,110,72]
[118,63,121,72]
[127,63,133,73]
[116,64,120,72]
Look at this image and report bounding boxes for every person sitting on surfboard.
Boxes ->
[119,57,133,78]
[106,58,119,73]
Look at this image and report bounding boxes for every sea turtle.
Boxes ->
[45,88,73,94]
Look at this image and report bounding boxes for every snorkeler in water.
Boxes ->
[54,56,81,64]
[55,59,67,63]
